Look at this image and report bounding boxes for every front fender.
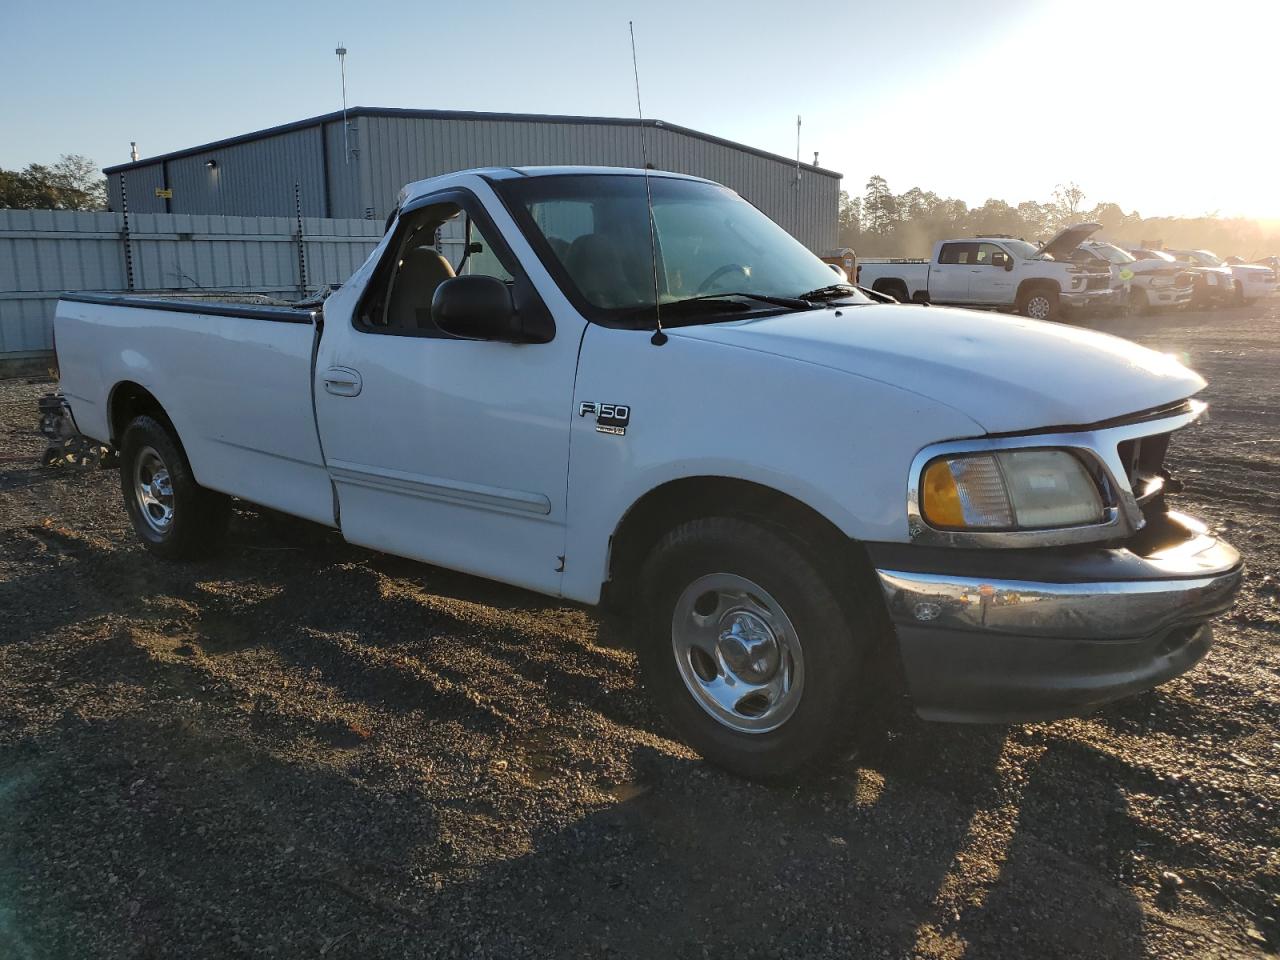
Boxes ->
[559,325,983,605]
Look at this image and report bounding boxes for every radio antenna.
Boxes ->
[629,21,666,346]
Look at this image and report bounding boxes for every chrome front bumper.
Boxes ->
[1061,286,1124,310]
[870,512,1243,722]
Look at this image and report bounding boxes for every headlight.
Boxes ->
[1149,276,1174,288]
[921,449,1106,530]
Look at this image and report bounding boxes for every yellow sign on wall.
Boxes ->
[155,188,173,199]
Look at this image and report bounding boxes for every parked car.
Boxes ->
[1071,241,1195,313]
[1190,250,1279,304]
[858,224,1118,322]
[1131,248,1235,307]
[52,166,1243,780]
[1166,249,1278,303]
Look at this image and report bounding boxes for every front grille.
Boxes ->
[1086,276,1109,290]
[1117,431,1172,501]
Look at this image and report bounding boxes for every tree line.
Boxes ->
[2,156,1277,260]
[0,155,107,211]
[841,176,1280,260]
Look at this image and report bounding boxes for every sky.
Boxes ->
[3,0,1278,220]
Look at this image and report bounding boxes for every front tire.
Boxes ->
[119,415,230,560]
[637,517,875,781]
[1018,284,1059,322]
[1127,286,1148,317]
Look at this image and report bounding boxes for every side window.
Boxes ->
[976,243,1007,265]
[374,200,518,336]
[938,242,978,265]
[460,217,514,283]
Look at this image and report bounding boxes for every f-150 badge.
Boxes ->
[579,402,630,436]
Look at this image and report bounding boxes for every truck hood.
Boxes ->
[1034,222,1103,260]
[671,304,1205,434]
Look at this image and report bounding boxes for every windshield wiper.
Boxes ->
[795,283,858,301]
[667,291,814,311]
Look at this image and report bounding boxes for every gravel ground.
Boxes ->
[1,301,1277,959]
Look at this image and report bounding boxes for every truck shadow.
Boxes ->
[2,502,1153,958]
[392,729,1150,959]
[0,713,446,959]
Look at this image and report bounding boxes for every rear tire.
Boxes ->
[119,415,230,560]
[636,516,877,781]
[872,280,907,303]
[1018,284,1059,322]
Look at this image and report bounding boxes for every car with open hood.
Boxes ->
[1071,240,1195,313]
[50,167,1242,780]
[1131,248,1232,307]
[1169,249,1276,304]
[857,223,1119,322]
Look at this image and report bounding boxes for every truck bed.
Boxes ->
[55,290,335,527]
[61,291,320,323]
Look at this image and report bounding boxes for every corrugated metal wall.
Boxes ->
[108,128,330,219]
[0,210,382,356]
[108,113,839,252]
[356,116,839,251]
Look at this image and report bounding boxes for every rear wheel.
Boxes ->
[872,280,907,303]
[119,415,230,560]
[1018,285,1058,322]
[636,516,877,781]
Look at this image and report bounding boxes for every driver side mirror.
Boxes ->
[991,251,1012,270]
[432,275,525,342]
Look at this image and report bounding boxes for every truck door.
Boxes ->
[313,185,584,596]
[931,242,976,302]
[968,242,1017,304]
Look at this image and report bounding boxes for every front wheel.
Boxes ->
[637,517,876,780]
[1018,285,1058,322]
[119,415,230,560]
[1127,286,1148,317]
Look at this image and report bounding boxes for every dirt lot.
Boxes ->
[1,301,1277,960]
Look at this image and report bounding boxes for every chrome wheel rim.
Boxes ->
[671,573,804,734]
[1027,295,1051,320]
[133,445,175,534]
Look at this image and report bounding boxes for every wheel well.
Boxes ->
[602,476,868,612]
[108,381,171,445]
[1016,278,1060,302]
[871,277,909,300]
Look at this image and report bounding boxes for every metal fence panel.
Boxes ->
[0,209,382,356]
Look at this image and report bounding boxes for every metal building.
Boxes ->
[104,107,841,252]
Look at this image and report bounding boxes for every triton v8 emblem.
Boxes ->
[579,402,630,436]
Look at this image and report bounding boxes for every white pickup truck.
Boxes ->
[54,166,1242,780]
[858,224,1120,321]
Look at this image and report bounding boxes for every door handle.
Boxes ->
[323,366,362,397]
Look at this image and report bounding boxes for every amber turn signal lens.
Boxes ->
[922,460,966,527]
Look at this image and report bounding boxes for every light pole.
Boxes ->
[336,44,349,164]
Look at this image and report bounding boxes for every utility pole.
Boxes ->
[795,115,801,184]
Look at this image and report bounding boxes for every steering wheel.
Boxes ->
[696,263,751,294]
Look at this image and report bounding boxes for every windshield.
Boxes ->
[1193,249,1225,266]
[496,174,867,325]
[1086,242,1136,265]
[1002,239,1040,259]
